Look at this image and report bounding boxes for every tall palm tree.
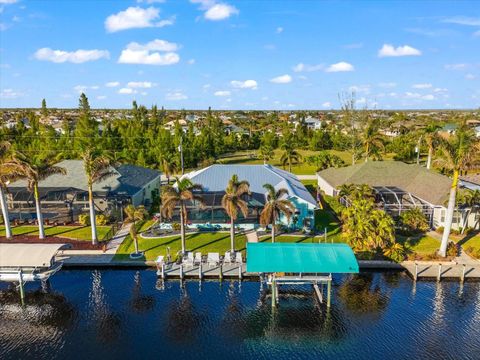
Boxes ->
[14,156,66,239]
[161,154,178,185]
[458,189,480,234]
[435,125,480,257]
[423,123,441,170]
[280,143,302,172]
[259,145,274,165]
[221,174,250,253]
[161,177,204,254]
[362,119,384,162]
[124,204,148,257]
[82,148,115,245]
[260,184,296,243]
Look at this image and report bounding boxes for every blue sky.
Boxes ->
[0,0,479,109]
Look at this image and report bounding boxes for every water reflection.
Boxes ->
[129,271,156,313]
[337,274,388,314]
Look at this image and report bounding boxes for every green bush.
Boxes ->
[446,241,458,257]
[398,208,429,235]
[78,214,90,226]
[172,222,181,231]
[96,214,109,226]
[435,226,444,234]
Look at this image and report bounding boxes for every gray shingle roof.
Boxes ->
[9,160,160,197]
[181,164,317,207]
[317,161,452,206]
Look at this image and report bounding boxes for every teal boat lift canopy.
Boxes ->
[246,243,359,274]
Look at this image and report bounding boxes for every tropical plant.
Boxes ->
[338,183,375,202]
[221,174,250,253]
[423,123,441,170]
[383,242,406,262]
[124,204,148,256]
[362,119,385,162]
[161,154,178,185]
[457,189,480,234]
[82,148,115,245]
[161,177,204,254]
[399,207,430,234]
[14,155,66,239]
[259,145,274,165]
[306,152,345,171]
[259,183,296,242]
[435,125,480,257]
[280,137,302,172]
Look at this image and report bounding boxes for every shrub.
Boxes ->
[172,222,181,231]
[78,214,90,226]
[446,241,458,257]
[383,243,406,262]
[398,208,429,234]
[96,214,109,226]
[435,226,444,234]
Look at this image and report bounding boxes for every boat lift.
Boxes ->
[0,243,70,304]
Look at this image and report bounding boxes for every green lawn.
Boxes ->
[461,234,480,259]
[398,234,440,258]
[0,225,113,241]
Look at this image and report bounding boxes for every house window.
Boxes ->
[440,210,461,224]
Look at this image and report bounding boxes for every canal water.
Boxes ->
[1,269,479,360]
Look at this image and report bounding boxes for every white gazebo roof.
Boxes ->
[0,243,67,268]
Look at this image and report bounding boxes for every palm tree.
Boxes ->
[458,189,480,234]
[280,143,302,172]
[259,145,274,165]
[260,184,296,243]
[435,125,480,257]
[221,174,250,253]
[161,177,204,254]
[362,119,384,162]
[161,154,178,185]
[124,204,148,257]
[423,123,441,170]
[15,156,66,239]
[82,148,115,245]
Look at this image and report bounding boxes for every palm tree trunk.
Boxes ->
[426,147,433,170]
[88,185,98,245]
[0,186,12,239]
[132,221,139,254]
[180,205,186,254]
[460,209,470,235]
[289,158,292,173]
[230,216,235,253]
[440,170,459,257]
[271,218,276,243]
[34,183,45,239]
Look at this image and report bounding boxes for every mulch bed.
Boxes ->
[0,236,106,250]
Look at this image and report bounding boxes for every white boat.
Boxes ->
[0,243,69,283]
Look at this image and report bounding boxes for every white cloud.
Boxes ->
[97,95,107,100]
[230,79,257,89]
[293,63,324,72]
[404,92,435,100]
[191,0,238,21]
[34,48,109,63]
[270,74,292,84]
[349,85,370,94]
[474,30,480,37]
[187,58,195,64]
[276,27,283,34]
[378,44,421,57]
[166,91,187,100]
[433,87,448,93]
[74,85,99,93]
[0,88,22,99]
[322,102,332,108]
[412,83,432,89]
[325,61,354,72]
[105,6,174,33]
[127,81,154,88]
[378,82,397,88]
[442,16,480,26]
[118,87,135,94]
[137,0,166,3]
[445,63,468,70]
[118,39,180,65]
[105,81,120,87]
[0,0,18,4]
[465,73,476,80]
[214,90,231,96]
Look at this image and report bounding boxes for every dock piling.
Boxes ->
[219,264,223,281]
[18,269,25,305]
[161,263,165,279]
[180,264,184,280]
[199,262,203,280]
[414,262,418,281]
[461,264,466,283]
[437,263,442,281]
[326,278,332,308]
[238,263,243,280]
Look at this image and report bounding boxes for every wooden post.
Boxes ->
[327,278,332,308]
[271,275,277,308]
[219,263,223,281]
[161,263,165,279]
[238,263,242,280]
[180,264,184,280]
[414,262,418,281]
[437,263,442,282]
[461,264,466,283]
[198,262,203,280]
[18,269,25,305]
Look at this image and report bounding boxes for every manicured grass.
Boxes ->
[399,234,440,256]
[461,234,480,259]
[0,225,113,241]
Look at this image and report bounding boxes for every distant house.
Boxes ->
[7,160,161,223]
[303,116,322,131]
[174,164,318,230]
[317,161,479,231]
[460,173,480,191]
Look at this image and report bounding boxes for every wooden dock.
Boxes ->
[157,263,258,279]
[402,261,480,281]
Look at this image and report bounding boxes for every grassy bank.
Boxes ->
[0,225,113,241]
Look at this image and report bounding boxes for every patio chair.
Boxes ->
[207,252,220,267]
[194,252,202,265]
[235,252,243,264]
[224,251,233,264]
[183,252,194,267]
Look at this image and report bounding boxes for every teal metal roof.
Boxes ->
[246,243,359,273]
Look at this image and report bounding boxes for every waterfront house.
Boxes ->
[174,164,318,230]
[317,161,479,231]
[7,160,161,223]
